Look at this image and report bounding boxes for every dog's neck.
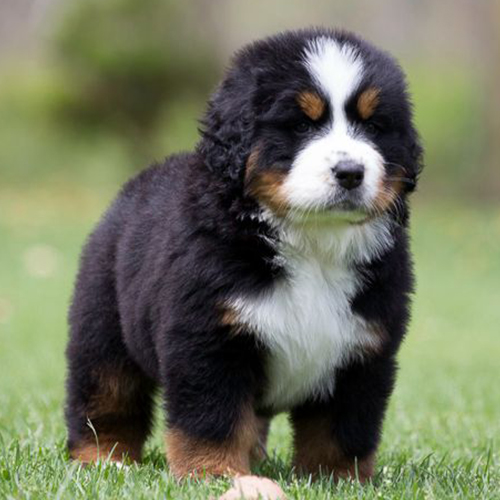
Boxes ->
[256,208,395,266]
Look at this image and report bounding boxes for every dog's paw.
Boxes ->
[219,475,286,500]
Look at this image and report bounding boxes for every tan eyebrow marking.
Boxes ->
[357,87,380,120]
[296,91,325,121]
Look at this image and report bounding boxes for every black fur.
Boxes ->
[66,27,422,476]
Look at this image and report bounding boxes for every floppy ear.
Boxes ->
[197,70,256,183]
[404,127,424,193]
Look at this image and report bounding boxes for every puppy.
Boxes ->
[65,28,422,482]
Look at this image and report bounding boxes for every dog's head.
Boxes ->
[198,28,422,224]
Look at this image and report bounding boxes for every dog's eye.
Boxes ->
[293,122,312,134]
[365,122,382,136]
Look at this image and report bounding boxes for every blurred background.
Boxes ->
[0,2,499,496]
[0,0,499,196]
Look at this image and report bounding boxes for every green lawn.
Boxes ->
[0,187,499,499]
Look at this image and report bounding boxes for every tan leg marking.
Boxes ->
[70,434,143,463]
[70,364,150,464]
[166,407,259,478]
[293,415,375,482]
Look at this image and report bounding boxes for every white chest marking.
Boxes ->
[230,219,392,411]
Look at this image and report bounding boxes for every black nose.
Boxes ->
[334,161,365,190]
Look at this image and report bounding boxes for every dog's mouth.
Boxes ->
[286,191,374,225]
[286,203,372,226]
[327,196,366,213]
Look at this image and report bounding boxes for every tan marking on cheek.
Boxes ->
[245,147,289,216]
[165,406,259,478]
[292,415,375,483]
[245,149,289,218]
[372,176,404,214]
[249,171,289,216]
[357,87,380,120]
[297,91,325,121]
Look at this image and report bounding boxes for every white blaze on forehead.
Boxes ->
[227,39,393,411]
[304,37,363,118]
[279,36,384,215]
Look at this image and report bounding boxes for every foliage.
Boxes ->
[52,0,218,161]
[409,65,487,197]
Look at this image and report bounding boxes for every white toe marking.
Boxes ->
[219,475,286,500]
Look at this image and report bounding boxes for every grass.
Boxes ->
[0,184,499,499]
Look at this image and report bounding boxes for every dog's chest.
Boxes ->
[231,253,377,410]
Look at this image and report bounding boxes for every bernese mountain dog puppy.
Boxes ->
[66,28,423,483]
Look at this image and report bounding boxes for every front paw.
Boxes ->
[219,475,286,500]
